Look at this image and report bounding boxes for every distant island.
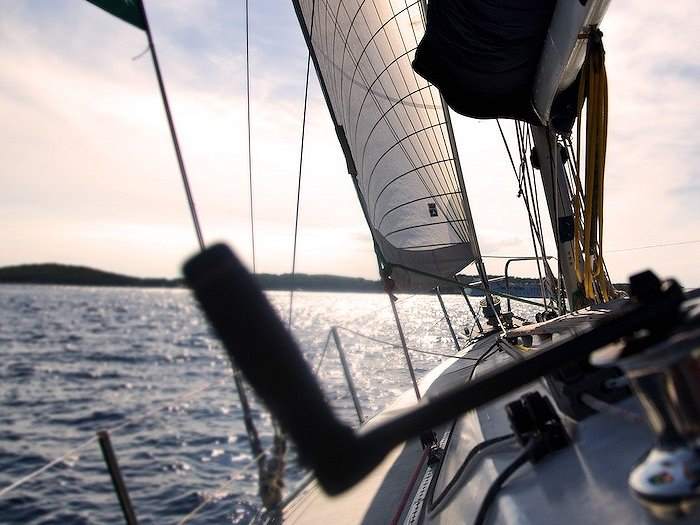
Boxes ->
[0,264,178,288]
[0,263,623,297]
[0,263,385,293]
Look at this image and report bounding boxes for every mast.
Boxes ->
[531,126,582,311]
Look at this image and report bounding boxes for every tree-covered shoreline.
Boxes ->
[0,263,620,297]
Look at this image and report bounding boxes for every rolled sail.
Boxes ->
[412,0,557,124]
[293,0,478,290]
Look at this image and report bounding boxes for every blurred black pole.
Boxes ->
[135,0,265,464]
[98,431,139,525]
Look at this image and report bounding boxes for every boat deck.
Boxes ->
[505,298,627,338]
[282,326,693,524]
[282,334,499,524]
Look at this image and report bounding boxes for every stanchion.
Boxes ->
[436,286,461,352]
[331,327,365,425]
[98,430,139,525]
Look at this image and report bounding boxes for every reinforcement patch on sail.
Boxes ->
[293,0,475,290]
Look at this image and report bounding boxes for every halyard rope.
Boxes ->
[288,0,317,330]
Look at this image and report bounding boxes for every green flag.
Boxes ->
[85,0,146,30]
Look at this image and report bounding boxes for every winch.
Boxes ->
[593,273,700,520]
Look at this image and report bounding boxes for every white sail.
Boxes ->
[293,0,478,289]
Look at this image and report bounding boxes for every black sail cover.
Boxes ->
[413,0,556,123]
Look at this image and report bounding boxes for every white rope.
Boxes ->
[0,436,99,498]
[288,0,317,330]
[0,378,225,499]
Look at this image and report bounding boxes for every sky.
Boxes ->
[1,1,698,287]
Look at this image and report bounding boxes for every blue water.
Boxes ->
[0,285,534,524]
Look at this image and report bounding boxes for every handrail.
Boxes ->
[466,275,507,287]
[503,256,554,313]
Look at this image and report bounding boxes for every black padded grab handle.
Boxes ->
[184,245,688,496]
[183,244,359,493]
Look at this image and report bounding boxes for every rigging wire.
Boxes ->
[124,7,271,487]
[242,1,296,512]
[131,44,151,61]
[136,0,205,251]
[515,123,552,309]
[288,0,317,329]
[245,0,256,272]
[335,325,479,360]
[607,239,700,253]
[500,122,576,308]
[543,125,566,312]
[143,0,263,498]
[313,329,334,374]
[495,120,552,312]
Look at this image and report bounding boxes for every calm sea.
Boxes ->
[0,285,536,524]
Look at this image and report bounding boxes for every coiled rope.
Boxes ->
[574,29,614,303]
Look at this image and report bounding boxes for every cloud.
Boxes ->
[0,0,368,278]
[1,0,698,286]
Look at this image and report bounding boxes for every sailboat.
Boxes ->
[81,0,699,523]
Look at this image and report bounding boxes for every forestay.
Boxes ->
[293,0,480,290]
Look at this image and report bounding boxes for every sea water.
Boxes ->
[0,285,537,524]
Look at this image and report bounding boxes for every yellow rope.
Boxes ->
[573,30,614,303]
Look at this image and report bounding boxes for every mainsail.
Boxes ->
[292,0,480,290]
